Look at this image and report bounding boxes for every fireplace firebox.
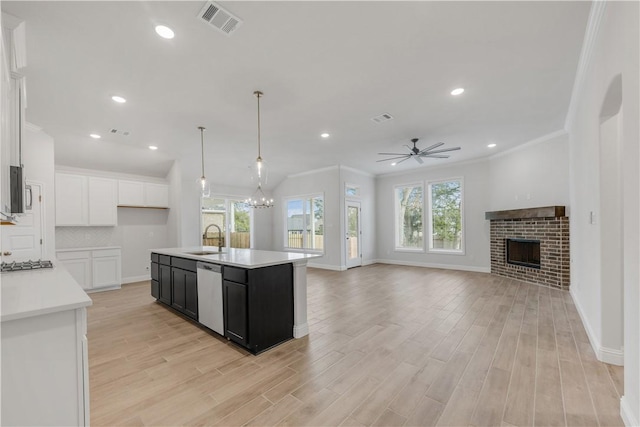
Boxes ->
[506,238,541,269]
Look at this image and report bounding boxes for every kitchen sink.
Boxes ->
[185,250,223,256]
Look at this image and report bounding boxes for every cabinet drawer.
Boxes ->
[92,248,120,258]
[57,250,91,261]
[158,255,171,266]
[171,257,197,272]
[223,266,248,284]
[151,253,159,263]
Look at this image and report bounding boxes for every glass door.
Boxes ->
[346,201,361,268]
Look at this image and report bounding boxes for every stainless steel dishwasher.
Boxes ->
[196,262,223,335]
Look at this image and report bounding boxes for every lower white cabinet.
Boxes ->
[1,307,90,426]
[57,247,121,292]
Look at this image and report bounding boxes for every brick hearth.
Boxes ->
[486,206,570,289]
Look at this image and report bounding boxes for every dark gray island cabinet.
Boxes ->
[151,252,293,354]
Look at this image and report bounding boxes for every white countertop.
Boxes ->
[152,247,321,269]
[1,261,92,322]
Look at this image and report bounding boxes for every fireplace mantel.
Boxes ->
[485,206,565,221]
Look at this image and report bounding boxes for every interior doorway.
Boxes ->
[345,201,361,268]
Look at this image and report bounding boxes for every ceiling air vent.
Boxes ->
[371,113,394,124]
[197,1,243,36]
[109,128,130,136]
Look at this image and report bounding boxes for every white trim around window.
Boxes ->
[393,182,425,253]
[426,177,465,255]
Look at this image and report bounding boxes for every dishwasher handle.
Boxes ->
[197,262,221,273]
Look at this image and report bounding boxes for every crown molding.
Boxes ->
[287,165,338,179]
[339,165,374,178]
[488,129,567,160]
[564,1,608,130]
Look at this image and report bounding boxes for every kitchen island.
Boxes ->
[1,262,92,426]
[151,247,318,354]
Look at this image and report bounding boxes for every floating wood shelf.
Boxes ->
[485,206,566,220]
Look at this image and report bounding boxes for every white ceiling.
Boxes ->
[2,1,591,188]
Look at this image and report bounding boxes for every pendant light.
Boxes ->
[197,126,211,198]
[246,90,274,208]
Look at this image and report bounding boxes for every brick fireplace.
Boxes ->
[486,206,570,289]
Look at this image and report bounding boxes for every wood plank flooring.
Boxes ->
[87,264,624,426]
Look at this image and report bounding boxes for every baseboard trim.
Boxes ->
[620,395,639,427]
[86,284,121,294]
[570,286,624,366]
[293,322,309,338]
[373,259,490,274]
[307,263,346,271]
[122,274,150,284]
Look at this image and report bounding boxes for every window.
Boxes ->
[201,197,251,249]
[394,184,423,250]
[428,179,463,253]
[345,184,360,197]
[285,195,324,252]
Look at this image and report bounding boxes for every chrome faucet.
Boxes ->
[203,224,223,252]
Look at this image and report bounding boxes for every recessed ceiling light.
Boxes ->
[148,145,158,150]
[451,88,465,96]
[391,162,397,166]
[111,95,126,103]
[487,143,497,148]
[89,133,101,139]
[320,133,330,138]
[155,25,175,39]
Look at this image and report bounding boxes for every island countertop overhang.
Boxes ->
[151,247,320,269]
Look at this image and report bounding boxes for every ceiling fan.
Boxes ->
[377,138,461,165]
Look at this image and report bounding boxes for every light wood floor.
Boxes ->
[87,265,624,426]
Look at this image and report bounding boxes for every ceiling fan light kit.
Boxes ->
[377,138,461,165]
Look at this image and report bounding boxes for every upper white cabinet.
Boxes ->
[55,173,88,226]
[88,177,117,225]
[117,180,144,206]
[55,173,117,226]
[118,180,169,208]
[144,183,169,207]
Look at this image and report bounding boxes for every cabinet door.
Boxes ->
[92,256,120,289]
[158,264,171,305]
[55,174,88,226]
[171,268,186,311]
[223,280,247,346]
[144,183,169,208]
[88,177,117,225]
[184,270,198,320]
[59,258,92,290]
[117,180,144,206]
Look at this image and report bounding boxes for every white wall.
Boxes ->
[54,167,171,283]
[271,166,341,269]
[489,131,570,212]
[339,166,376,266]
[566,1,640,425]
[22,124,55,259]
[375,160,491,272]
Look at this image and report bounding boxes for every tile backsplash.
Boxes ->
[56,227,119,249]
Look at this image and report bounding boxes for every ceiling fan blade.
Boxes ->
[396,156,412,165]
[419,142,444,154]
[378,152,408,156]
[376,155,410,162]
[423,146,461,155]
[420,154,450,158]
[414,156,424,164]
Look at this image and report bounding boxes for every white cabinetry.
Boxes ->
[55,173,117,226]
[57,247,121,292]
[118,180,169,208]
[88,177,117,225]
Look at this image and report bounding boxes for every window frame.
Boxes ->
[426,177,465,255]
[283,193,325,254]
[200,195,254,249]
[393,182,425,253]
